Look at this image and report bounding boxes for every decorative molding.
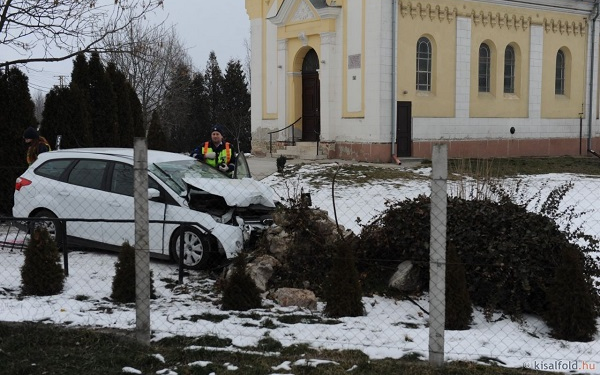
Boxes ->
[399,1,456,23]
[543,18,586,36]
[291,0,316,23]
[471,10,531,31]
[398,1,585,36]
[278,39,288,50]
[320,32,336,45]
[298,32,309,46]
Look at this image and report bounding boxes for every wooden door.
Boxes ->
[396,101,412,157]
[302,73,320,141]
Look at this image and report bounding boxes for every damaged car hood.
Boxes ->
[183,176,276,208]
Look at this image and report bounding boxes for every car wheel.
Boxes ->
[32,209,60,241]
[169,226,212,270]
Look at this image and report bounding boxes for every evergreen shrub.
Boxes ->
[266,197,334,297]
[111,242,155,303]
[21,227,64,296]
[358,188,599,341]
[445,244,472,330]
[221,253,262,311]
[323,235,364,318]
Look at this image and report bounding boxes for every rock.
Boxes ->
[246,255,280,292]
[272,287,317,311]
[388,260,421,292]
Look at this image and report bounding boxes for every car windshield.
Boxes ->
[149,159,229,195]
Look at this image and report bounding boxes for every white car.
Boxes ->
[13,148,276,269]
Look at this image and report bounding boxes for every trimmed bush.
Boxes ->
[21,227,64,296]
[267,200,334,297]
[111,242,155,303]
[445,244,472,330]
[545,245,597,341]
[221,253,262,311]
[358,191,599,341]
[324,235,364,318]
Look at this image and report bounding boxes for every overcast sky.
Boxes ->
[1,1,250,95]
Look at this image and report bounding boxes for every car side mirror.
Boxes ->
[148,188,160,200]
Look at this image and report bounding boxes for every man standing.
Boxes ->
[191,125,236,174]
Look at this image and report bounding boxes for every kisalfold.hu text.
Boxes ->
[523,360,596,371]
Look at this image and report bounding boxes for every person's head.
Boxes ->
[210,124,225,144]
[23,127,39,144]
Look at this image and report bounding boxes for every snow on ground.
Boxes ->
[1,165,599,374]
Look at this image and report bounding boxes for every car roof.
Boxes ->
[39,148,194,164]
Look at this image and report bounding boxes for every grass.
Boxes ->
[282,155,600,188]
[0,321,560,375]
[447,155,600,177]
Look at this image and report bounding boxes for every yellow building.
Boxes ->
[246,0,600,161]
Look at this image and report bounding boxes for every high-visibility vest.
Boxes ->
[202,141,231,167]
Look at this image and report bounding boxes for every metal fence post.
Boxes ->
[133,138,151,345]
[429,143,447,366]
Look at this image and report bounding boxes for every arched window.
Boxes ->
[504,45,515,94]
[555,50,565,95]
[478,43,491,93]
[416,37,432,91]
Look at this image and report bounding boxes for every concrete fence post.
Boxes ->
[133,138,151,344]
[429,143,448,366]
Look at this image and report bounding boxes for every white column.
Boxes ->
[320,32,336,140]
[528,25,543,119]
[455,17,471,119]
[250,18,264,135]
[277,38,288,133]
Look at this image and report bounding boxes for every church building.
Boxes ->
[245,0,599,162]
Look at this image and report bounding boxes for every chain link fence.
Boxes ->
[0,143,599,372]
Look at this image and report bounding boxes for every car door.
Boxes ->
[103,162,168,255]
[234,152,251,179]
[62,159,111,243]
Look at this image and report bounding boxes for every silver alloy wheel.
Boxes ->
[170,227,211,270]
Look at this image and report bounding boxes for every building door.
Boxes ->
[396,101,412,157]
[302,49,320,141]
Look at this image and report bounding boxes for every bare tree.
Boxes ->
[0,0,164,70]
[243,36,251,87]
[33,90,45,124]
[102,20,192,128]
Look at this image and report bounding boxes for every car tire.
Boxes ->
[32,209,60,241]
[169,226,213,270]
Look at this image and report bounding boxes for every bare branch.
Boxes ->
[0,0,164,69]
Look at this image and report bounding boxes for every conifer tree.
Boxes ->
[71,53,91,92]
[147,111,168,151]
[188,71,210,149]
[129,85,145,138]
[221,253,262,311]
[111,242,155,303]
[89,53,118,146]
[0,67,35,214]
[161,63,194,152]
[21,227,65,296]
[323,237,364,318]
[222,59,251,153]
[107,63,134,147]
[41,86,93,149]
[205,51,224,127]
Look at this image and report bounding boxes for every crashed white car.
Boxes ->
[13,148,276,269]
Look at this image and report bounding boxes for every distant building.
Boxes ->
[245,0,599,162]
